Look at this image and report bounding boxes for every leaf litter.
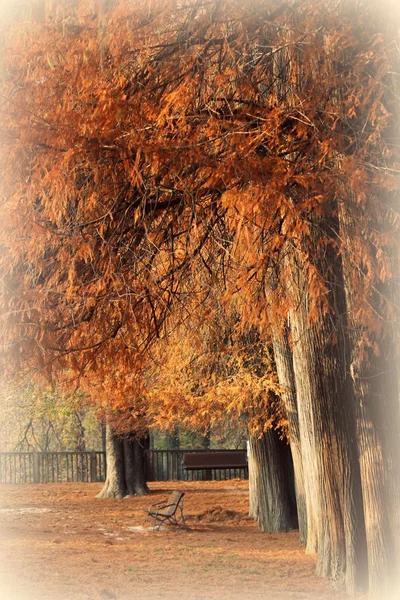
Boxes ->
[0,480,366,600]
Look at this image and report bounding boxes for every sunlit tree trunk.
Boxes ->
[271,327,307,544]
[248,429,298,533]
[288,298,328,561]
[350,343,400,599]
[96,424,150,498]
[288,237,368,594]
[248,435,258,520]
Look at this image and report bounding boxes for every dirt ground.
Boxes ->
[0,480,367,600]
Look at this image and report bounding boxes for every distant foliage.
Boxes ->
[0,385,103,451]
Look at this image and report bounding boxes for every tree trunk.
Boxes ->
[339,202,400,598]
[350,345,400,598]
[248,435,258,520]
[271,327,307,545]
[248,429,298,533]
[288,238,368,594]
[289,298,329,562]
[96,425,150,498]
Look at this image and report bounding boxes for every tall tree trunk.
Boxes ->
[96,424,150,498]
[123,436,150,496]
[350,343,400,599]
[289,298,329,562]
[248,429,298,533]
[339,202,400,598]
[271,327,307,544]
[96,425,126,498]
[288,238,368,594]
[248,435,258,521]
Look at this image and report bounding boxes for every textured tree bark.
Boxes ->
[269,25,367,593]
[96,424,150,498]
[271,328,307,545]
[248,435,258,520]
[123,436,150,497]
[339,203,400,598]
[350,351,400,599]
[96,425,126,498]
[288,298,327,560]
[288,240,368,594]
[248,429,298,533]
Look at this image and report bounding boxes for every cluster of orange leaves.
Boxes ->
[0,0,398,435]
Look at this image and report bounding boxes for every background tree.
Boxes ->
[0,384,102,452]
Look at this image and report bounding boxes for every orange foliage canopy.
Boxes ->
[0,0,398,432]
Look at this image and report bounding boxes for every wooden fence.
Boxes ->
[0,449,247,484]
[0,451,106,484]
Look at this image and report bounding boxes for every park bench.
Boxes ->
[144,490,186,530]
[182,451,248,475]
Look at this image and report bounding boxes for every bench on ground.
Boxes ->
[182,451,248,475]
[144,490,186,530]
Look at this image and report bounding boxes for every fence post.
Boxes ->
[90,451,97,482]
[33,452,40,483]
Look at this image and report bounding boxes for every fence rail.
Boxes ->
[0,451,106,484]
[0,449,247,484]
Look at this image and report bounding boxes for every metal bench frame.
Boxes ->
[144,490,186,530]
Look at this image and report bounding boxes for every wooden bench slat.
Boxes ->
[182,451,247,470]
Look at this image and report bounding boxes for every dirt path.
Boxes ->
[0,480,365,600]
